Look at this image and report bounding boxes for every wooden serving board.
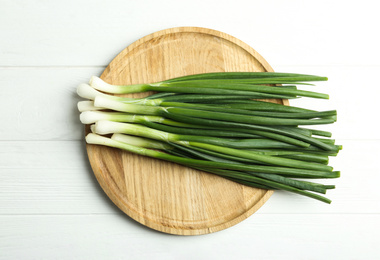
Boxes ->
[86,27,288,235]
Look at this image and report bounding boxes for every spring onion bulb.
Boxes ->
[77,101,103,112]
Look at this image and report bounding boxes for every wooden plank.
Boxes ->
[0,142,115,214]
[0,141,87,169]
[1,0,379,66]
[0,140,379,215]
[0,67,104,141]
[0,214,378,259]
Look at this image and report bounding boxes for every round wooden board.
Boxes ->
[86,27,287,235]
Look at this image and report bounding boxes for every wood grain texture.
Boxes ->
[85,27,289,235]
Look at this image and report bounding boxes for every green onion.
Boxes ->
[155,101,336,119]
[94,96,336,126]
[276,153,329,164]
[89,73,328,99]
[156,80,329,99]
[92,120,331,172]
[77,71,340,204]
[160,113,338,151]
[209,100,316,113]
[161,72,328,82]
[113,135,332,195]
[86,133,335,203]
[140,121,310,147]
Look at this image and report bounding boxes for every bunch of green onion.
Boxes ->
[77,72,341,204]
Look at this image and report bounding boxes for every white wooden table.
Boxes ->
[1,1,379,259]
